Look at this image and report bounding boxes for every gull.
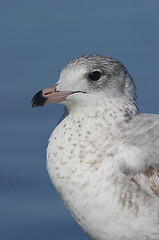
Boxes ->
[31,54,159,240]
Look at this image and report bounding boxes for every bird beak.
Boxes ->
[30,84,75,107]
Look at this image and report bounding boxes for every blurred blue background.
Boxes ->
[1,0,159,239]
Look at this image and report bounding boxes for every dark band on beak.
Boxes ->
[30,90,47,107]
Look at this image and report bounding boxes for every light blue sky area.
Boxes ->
[1,1,159,240]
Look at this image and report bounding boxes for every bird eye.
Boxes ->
[89,71,101,81]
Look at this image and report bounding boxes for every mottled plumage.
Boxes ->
[31,55,159,240]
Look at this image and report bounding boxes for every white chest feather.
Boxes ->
[47,110,159,240]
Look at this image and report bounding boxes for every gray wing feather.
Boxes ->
[119,114,159,172]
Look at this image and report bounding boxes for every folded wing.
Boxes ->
[118,114,159,196]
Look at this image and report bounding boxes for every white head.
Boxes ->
[31,54,137,112]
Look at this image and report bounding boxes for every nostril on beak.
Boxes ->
[44,91,53,96]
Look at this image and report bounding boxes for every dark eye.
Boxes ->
[89,71,101,81]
